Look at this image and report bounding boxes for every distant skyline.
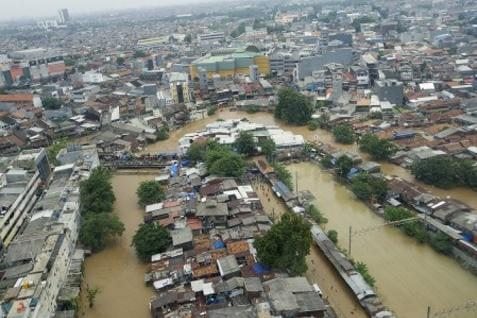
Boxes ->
[0,0,215,21]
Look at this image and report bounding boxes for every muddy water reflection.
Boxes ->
[289,162,477,318]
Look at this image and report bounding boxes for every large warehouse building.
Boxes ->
[190,47,270,79]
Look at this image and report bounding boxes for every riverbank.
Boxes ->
[288,162,477,318]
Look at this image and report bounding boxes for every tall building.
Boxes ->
[58,8,70,24]
[198,67,208,94]
[169,72,191,104]
[190,47,270,79]
[0,149,50,249]
[249,64,259,82]
[374,80,404,106]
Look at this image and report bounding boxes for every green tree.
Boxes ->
[133,50,147,58]
[320,154,334,169]
[184,33,192,44]
[186,140,209,162]
[359,133,397,161]
[156,127,169,141]
[47,138,68,165]
[429,232,453,255]
[207,105,217,116]
[259,138,276,162]
[254,212,312,275]
[317,112,330,129]
[306,204,328,225]
[351,173,388,202]
[411,156,460,188]
[272,162,293,190]
[307,120,318,131]
[80,167,115,214]
[333,124,355,144]
[208,152,245,177]
[132,223,172,262]
[235,131,256,156]
[352,16,375,32]
[355,261,376,286]
[80,213,125,251]
[41,96,62,110]
[86,286,101,308]
[275,88,313,125]
[335,155,353,177]
[116,56,125,65]
[231,22,246,38]
[327,230,338,244]
[136,181,166,207]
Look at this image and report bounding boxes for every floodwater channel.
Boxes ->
[81,110,477,318]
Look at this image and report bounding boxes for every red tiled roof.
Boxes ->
[0,94,33,103]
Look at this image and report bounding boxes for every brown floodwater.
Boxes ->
[252,180,367,318]
[82,110,477,318]
[288,162,477,318]
[80,174,153,318]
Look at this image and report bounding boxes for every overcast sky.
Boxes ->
[0,0,210,21]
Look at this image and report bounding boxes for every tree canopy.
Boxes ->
[80,213,125,251]
[208,151,245,177]
[235,131,256,156]
[79,167,124,252]
[275,88,314,125]
[80,167,115,214]
[335,155,353,177]
[272,162,293,190]
[332,124,355,144]
[259,138,276,162]
[136,180,166,207]
[359,133,397,161]
[411,156,477,189]
[254,212,312,275]
[133,50,147,58]
[116,56,125,65]
[132,223,171,262]
[351,173,388,202]
[42,96,62,110]
[47,138,68,165]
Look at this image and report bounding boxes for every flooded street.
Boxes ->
[252,181,367,318]
[82,110,477,318]
[81,174,153,318]
[288,162,477,318]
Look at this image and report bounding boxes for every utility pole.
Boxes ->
[348,226,352,255]
[295,171,298,193]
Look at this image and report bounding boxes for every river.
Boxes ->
[81,110,477,318]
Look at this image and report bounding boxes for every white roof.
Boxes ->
[419,82,435,91]
[145,202,164,213]
[203,282,215,295]
[153,278,173,290]
[191,279,205,292]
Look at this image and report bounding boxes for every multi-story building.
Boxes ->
[374,79,404,106]
[190,48,270,79]
[169,72,192,104]
[198,32,225,43]
[268,50,300,76]
[0,149,50,249]
[0,145,99,318]
[6,48,65,83]
[296,48,354,80]
[58,8,70,24]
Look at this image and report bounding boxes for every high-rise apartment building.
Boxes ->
[58,8,70,24]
